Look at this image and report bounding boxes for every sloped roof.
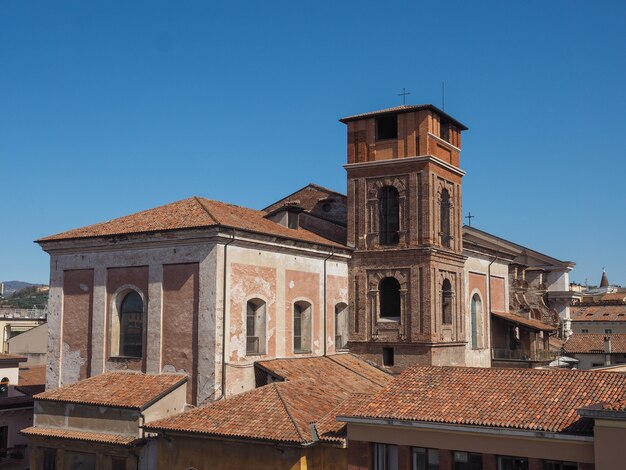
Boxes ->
[34,372,187,410]
[315,393,374,443]
[491,311,557,331]
[339,104,468,130]
[146,379,343,445]
[146,354,390,445]
[256,353,391,389]
[263,183,346,213]
[343,366,626,435]
[564,334,626,354]
[21,427,139,446]
[463,225,574,269]
[37,197,344,249]
[571,305,626,322]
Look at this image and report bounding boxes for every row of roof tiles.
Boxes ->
[571,304,626,322]
[342,365,626,435]
[564,334,626,354]
[36,196,345,249]
[29,354,626,445]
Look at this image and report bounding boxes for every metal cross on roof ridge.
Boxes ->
[398,88,410,105]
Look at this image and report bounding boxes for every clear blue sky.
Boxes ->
[1,1,624,287]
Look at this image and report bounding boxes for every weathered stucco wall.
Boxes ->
[62,269,94,384]
[162,263,199,404]
[44,233,348,403]
[222,242,348,397]
[45,240,218,400]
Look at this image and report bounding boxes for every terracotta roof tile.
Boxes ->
[491,311,557,331]
[263,184,346,213]
[35,372,187,409]
[37,197,344,249]
[146,379,340,444]
[21,427,139,446]
[256,353,391,391]
[571,305,626,322]
[146,355,390,445]
[564,334,626,354]
[316,393,374,443]
[600,293,626,302]
[345,366,626,435]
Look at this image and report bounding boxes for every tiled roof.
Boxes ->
[339,104,468,130]
[316,393,374,443]
[35,372,187,410]
[344,366,626,435]
[256,353,391,390]
[146,379,343,444]
[146,354,390,445]
[600,399,626,411]
[21,427,139,446]
[571,305,626,322]
[600,293,626,302]
[491,311,557,331]
[564,334,626,354]
[263,184,346,213]
[37,197,345,249]
[0,353,27,363]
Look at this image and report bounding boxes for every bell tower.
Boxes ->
[341,104,469,370]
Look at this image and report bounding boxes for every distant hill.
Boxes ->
[0,282,49,309]
[1,281,42,297]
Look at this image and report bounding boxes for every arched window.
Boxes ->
[379,186,399,245]
[293,302,312,353]
[471,294,482,349]
[380,277,401,319]
[246,299,266,355]
[119,291,144,358]
[440,188,451,247]
[335,303,348,350]
[442,280,453,324]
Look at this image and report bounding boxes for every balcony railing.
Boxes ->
[491,348,559,362]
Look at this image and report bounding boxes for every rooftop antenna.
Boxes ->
[441,81,445,111]
[398,88,410,105]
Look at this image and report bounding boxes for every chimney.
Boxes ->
[604,336,612,366]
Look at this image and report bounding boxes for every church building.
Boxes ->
[27,103,576,468]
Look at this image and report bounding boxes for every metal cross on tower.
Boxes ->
[398,88,410,105]
[465,212,475,227]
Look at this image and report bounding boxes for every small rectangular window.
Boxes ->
[41,448,57,470]
[374,443,398,470]
[581,329,588,333]
[543,460,578,470]
[376,115,398,140]
[383,347,394,366]
[454,451,482,470]
[497,455,528,470]
[605,329,613,334]
[412,447,439,470]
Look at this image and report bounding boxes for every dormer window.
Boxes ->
[376,115,397,140]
